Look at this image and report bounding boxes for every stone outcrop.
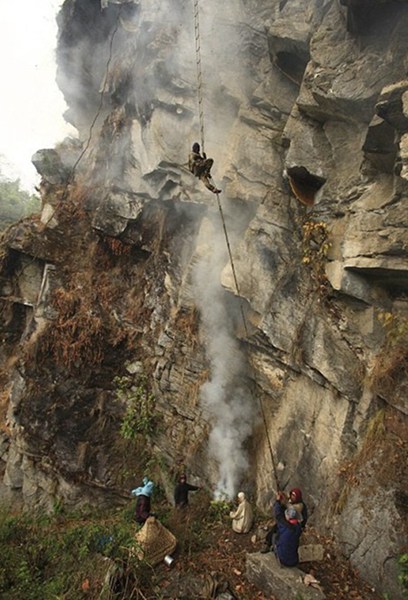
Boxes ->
[1,0,407,597]
[246,553,325,599]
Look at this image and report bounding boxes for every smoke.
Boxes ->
[55,0,261,497]
[192,217,256,499]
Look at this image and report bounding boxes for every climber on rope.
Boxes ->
[188,142,221,194]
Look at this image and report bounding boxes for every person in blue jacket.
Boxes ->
[131,477,154,524]
[273,493,302,567]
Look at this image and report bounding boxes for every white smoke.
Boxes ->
[192,217,256,499]
[55,0,260,497]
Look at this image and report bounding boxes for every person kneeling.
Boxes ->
[229,492,253,534]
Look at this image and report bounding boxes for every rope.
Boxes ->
[215,191,280,491]
[39,8,123,219]
[192,2,280,491]
[193,0,205,153]
[214,192,248,336]
[62,8,122,187]
[8,8,123,285]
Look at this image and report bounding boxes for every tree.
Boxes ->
[0,173,41,231]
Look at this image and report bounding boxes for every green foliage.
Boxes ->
[116,375,157,439]
[0,505,149,600]
[0,172,40,230]
[52,497,65,516]
[398,553,408,595]
[208,499,232,524]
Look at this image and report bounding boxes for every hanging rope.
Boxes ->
[215,191,280,490]
[10,9,123,284]
[65,8,122,183]
[192,2,281,491]
[214,192,248,336]
[193,0,205,154]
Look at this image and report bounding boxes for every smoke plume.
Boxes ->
[192,217,256,499]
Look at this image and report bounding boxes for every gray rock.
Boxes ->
[31,149,69,184]
[246,552,325,599]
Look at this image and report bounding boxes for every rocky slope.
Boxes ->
[0,0,407,597]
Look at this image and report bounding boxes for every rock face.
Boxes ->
[1,0,407,597]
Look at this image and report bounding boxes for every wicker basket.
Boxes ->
[134,517,177,566]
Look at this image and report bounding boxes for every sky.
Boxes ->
[0,0,76,192]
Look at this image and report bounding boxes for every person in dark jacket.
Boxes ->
[131,477,154,524]
[273,500,302,567]
[188,142,221,194]
[174,474,200,508]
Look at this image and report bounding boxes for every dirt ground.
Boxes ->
[144,502,384,600]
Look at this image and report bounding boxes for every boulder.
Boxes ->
[246,552,325,599]
[31,149,69,185]
[299,544,324,563]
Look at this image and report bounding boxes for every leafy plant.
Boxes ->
[0,506,151,600]
[398,553,408,595]
[116,375,157,439]
[0,171,40,231]
[208,499,232,524]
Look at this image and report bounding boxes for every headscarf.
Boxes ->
[289,488,303,503]
[237,492,245,502]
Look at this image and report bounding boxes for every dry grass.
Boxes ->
[174,308,200,342]
[370,345,408,398]
[102,236,132,256]
[0,385,11,433]
[333,408,406,515]
[333,410,386,514]
[370,311,408,398]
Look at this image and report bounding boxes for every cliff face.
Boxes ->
[1,0,407,596]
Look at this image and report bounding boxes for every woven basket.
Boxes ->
[134,517,177,566]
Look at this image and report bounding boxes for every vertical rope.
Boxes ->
[215,192,280,491]
[41,7,122,224]
[215,192,248,337]
[191,0,280,491]
[193,0,205,154]
[13,7,123,282]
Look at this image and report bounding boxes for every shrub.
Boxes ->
[398,553,408,596]
[0,506,151,600]
[116,375,157,439]
[208,499,233,524]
